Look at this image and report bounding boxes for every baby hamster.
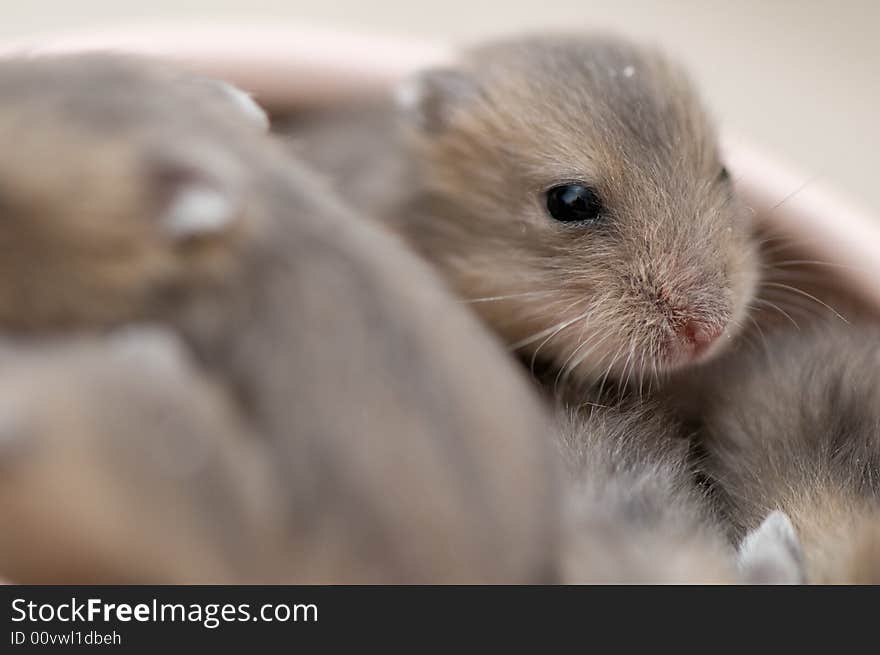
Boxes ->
[556,402,734,583]
[286,33,760,392]
[0,54,560,582]
[0,328,278,583]
[698,323,880,584]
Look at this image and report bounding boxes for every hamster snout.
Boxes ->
[667,318,727,367]
[644,277,732,364]
[680,320,723,357]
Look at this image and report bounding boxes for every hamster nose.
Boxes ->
[679,320,722,356]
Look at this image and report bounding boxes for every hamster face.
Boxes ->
[0,56,268,330]
[400,35,759,386]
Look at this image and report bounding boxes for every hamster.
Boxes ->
[556,402,734,583]
[285,33,760,394]
[0,55,559,583]
[0,329,280,583]
[698,323,880,584]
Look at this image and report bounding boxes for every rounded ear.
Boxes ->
[394,68,481,134]
[737,511,806,584]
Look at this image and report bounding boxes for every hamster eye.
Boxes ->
[546,184,603,223]
[718,166,731,183]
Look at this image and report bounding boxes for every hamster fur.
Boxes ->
[0,55,560,583]
[698,323,880,584]
[0,329,280,583]
[285,33,760,394]
[556,402,734,583]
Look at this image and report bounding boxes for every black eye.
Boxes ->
[546,184,603,223]
[718,166,731,183]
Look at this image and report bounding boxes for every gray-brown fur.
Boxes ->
[0,55,560,583]
[556,402,734,583]
[0,329,281,583]
[698,323,880,583]
[284,34,759,392]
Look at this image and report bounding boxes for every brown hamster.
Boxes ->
[0,55,559,583]
[286,33,760,393]
[556,402,734,583]
[0,329,280,583]
[698,323,880,584]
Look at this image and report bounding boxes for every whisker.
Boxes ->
[757,290,833,320]
[750,298,800,330]
[555,330,600,392]
[619,334,638,401]
[771,259,866,273]
[509,299,586,351]
[559,332,614,391]
[462,290,557,304]
[768,174,821,214]
[761,270,836,286]
[769,306,827,326]
[761,282,849,323]
[576,399,611,412]
[745,314,769,355]
[530,304,593,373]
[637,346,647,402]
[595,341,626,405]
[553,298,601,391]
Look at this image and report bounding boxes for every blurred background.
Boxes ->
[1,1,877,215]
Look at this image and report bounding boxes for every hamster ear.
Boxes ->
[394,68,481,133]
[150,150,244,243]
[737,511,806,584]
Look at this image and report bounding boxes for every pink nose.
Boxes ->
[680,320,722,355]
